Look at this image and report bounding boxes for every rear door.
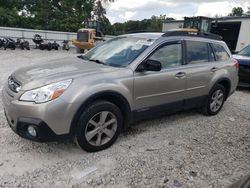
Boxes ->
[183,40,218,105]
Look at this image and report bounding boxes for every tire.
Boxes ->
[75,100,123,152]
[201,84,226,116]
[76,47,84,53]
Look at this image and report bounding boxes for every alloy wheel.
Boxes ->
[210,89,224,112]
[85,111,118,146]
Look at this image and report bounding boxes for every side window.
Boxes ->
[186,41,209,64]
[212,43,230,61]
[209,43,216,62]
[149,43,182,69]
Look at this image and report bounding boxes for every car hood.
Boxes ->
[11,56,118,90]
[233,54,250,65]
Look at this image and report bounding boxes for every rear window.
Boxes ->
[186,41,210,64]
[212,43,229,61]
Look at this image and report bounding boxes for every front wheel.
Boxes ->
[201,84,226,116]
[75,101,123,152]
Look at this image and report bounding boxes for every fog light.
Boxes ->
[27,126,37,137]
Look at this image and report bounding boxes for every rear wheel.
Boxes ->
[201,84,226,115]
[75,100,123,152]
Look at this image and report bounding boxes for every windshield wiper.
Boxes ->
[89,59,107,65]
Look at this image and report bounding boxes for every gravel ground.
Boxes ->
[0,49,249,188]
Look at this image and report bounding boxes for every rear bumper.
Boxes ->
[239,65,250,85]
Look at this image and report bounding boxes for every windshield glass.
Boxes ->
[82,37,154,67]
[238,45,250,56]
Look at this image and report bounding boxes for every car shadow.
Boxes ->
[8,108,205,154]
[123,109,199,137]
[237,86,250,92]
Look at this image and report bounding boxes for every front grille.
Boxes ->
[8,76,21,93]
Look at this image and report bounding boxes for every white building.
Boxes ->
[162,16,250,52]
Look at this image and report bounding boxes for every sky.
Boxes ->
[106,0,250,24]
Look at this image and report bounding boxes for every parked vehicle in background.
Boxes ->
[16,38,30,50]
[72,28,97,53]
[233,45,250,87]
[33,34,43,48]
[2,30,238,152]
[39,41,59,51]
[1,38,16,50]
[72,21,104,53]
[62,40,70,51]
[51,41,60,50]
[0,38,4,48]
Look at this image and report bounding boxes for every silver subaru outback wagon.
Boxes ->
[2,31,238,152]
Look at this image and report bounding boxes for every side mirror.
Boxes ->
[136,59,162,72]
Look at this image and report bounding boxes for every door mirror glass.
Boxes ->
[137,59,162,72]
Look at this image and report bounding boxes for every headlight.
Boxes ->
[20,79,72,103]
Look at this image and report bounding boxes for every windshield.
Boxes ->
[82,37,153,67]
[238,45,250,56]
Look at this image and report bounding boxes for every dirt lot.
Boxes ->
[0,49,249,188]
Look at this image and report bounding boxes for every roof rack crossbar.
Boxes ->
[162,30,222,40]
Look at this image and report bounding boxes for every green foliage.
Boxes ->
[228,6,250,17]
[0,0,112,32]
[1,2,250,35]
[247,7,250,16]
[228,7,244,16]
[112,15,174,35]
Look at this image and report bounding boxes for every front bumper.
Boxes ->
[2,84,78,142]
[4,114,70,142]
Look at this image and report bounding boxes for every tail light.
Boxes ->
[233,58,239,69]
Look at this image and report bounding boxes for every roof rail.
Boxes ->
[162,29,222,40]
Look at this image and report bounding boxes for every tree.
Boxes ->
[0,0,24,27]
[247,7,250,16]
[111,15,174,35]
[0,0,114,32]
[228,7,244,16]
[92,0,114,35]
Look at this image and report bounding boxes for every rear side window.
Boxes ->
[212,43,229,61]
[186,41,209,64]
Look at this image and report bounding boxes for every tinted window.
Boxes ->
[149,43,182,69]
[186,41,209,64]
[209,44,216,62]
[212,43,229,61]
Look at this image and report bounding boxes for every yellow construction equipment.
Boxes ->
[72,21,104,53]
[72,28,97,53]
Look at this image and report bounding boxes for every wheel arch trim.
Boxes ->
[69,90,132,135]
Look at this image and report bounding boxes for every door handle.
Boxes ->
[210,67,218,72]
[175,72,186,78]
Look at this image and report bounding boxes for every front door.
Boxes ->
[133,41,187,111]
